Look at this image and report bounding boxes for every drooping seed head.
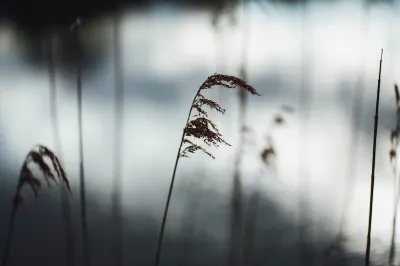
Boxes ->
[13,145,71,209]
[180,74,260,159]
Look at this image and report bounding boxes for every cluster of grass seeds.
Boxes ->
[1,145,70,266]
[154,73,260,266]
[46,32,75,266]
[14,145,70,205]
[389,84,400,266]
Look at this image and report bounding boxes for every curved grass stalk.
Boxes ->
[153,74,260,266]
[1,145,71,266]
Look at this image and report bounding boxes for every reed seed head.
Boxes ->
[180,74,260,159]
[390,149,396,164]
[390,84,400,169]
[274,115,284,125]
[260,146,275,166]
[13,145,70,208]
[259,106,294,167]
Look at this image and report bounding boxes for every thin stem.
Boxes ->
[74,22,91,266]
[389,91,400,266]
[47,34,75,266]
[228,1,249,266]
[111,10,124,266]
[365,49,383,266]
[1,208,16,266]
[389,187,400,265]
[154,88,200,266]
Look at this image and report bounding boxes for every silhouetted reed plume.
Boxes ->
[1,145,71,266]
[154,74,260,266]
[388,84,400,266]
[365,49,383,266]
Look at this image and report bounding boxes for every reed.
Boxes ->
[46,33,75,266]
[365,49,383,266]
[153,74,260,266]
[71,17,91,266]
[1,145,71,266]
[388,84,400,266]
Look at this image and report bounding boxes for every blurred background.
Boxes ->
[0,0,399,265]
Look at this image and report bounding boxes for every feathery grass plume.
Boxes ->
[389,84,400,266]
[46,36,75,266]
[153,74,260,266]
[71,17,91,266]
[1,145,71,266]
[365,49,383,266]
[243,106,293,266]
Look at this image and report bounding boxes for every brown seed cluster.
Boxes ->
[259,105,294,167]
[390,85,400,165]
[13,145,70,208]
[180,74,260,159]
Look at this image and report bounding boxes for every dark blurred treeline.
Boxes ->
[0,0,394,30]
[0,0,395,73]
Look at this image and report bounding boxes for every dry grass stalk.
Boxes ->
[46,35,75,266]
[389,84,400,266]
[243,106,293,266]
[1,145,70,266]
[153,74,260,266]
[71,17,91,266]
[228,5,250,265]
[365,49,383,266]
[111,12,124,266]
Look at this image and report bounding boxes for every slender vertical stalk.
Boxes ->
[389,153,400,266]
[365,49,383,266]
[298,2,313,265]
[388,86,400,266]
[228,1,249,266]
[388,4,399,264]
[46,34,75,266]
[1,208,16,266]
[111,11,124,266]
[389,85,400,265]
[72,19,91,266]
